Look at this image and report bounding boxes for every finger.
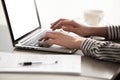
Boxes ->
[62,26,76,32]
[52,20,69,30]
[51,18,66,27]
[61,20,76,26]
[40,39,55,45]
[39,32,55,41]
[50,22,54,25]
[53,20,77,30]
[51,18,66,30]
[61,20,80,28]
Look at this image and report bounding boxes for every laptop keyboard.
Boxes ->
[29,40,52,48]
[23,34,52,48]
[29,40,40,47]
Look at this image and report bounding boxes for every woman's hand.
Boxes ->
[40,30,85,49]
[51,18,90,37]
[51,18,108,38]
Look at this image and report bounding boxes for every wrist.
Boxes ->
[84,26,92,37]
[88,27,95,36]
[75,37,86,49]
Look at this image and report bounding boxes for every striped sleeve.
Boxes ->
[108,25,120,40]
[81,38,120,63]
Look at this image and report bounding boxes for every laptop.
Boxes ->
[2,0,77,53]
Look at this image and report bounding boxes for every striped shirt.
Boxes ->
[81,25,120,63]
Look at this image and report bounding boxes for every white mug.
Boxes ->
[84,10,104,26]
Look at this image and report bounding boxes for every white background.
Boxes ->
[35,0,120,27]
[1,0,120,52]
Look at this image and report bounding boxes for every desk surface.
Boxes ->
[3,49,117,80]
[0,0,120,79]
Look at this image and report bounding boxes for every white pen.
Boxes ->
[19,61,58,66]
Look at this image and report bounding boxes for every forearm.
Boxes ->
[81,38,120,63]
[88,26,108,38]
[88,25,120,40]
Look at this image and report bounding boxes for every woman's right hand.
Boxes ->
[50,18,91,37]
[40,30,86,49]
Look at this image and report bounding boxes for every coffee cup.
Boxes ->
[84,10,104,26]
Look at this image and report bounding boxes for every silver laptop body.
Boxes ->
[2,0,77,54]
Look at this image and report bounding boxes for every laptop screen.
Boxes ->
[3,0,40,41]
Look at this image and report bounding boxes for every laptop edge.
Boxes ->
[1,0,77,54]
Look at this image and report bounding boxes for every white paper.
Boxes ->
[0,52,81,75]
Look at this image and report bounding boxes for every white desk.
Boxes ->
[2,49,117,80]
[0,0,120,79]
